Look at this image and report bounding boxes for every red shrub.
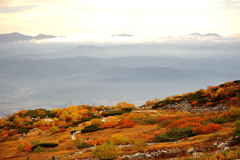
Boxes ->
[3,126,7,130]
[166,119,187,128]
[59,128,67,132]
[202,123,222,134]
[180,122,200,128]
[56,112,61,117]
[39,126,51,131]
[220,100,226,104]
[82,114,90,119]
[206,102,213,106]
[155,116,172,122]
[86,138,106,146]
[66,122,73,126]
[192,100,198,106]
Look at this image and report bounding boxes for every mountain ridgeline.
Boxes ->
[0,56,240,117]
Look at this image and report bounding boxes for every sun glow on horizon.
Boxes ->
[0,0,239,37]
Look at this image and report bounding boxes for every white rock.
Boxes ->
[188,147,194,154]
[192,152,203,158]
[224,147,229,151]
[217,142,226,149]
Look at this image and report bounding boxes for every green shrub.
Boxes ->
[18,128,32,134]
[31,143,58,151]
[81,124,101,133]
[64,124,78,128]
[159,120,173,127]
[153,127,195,142]
[81,115,100,123]
[102,111,126,117]
[93,141,121,160]
[197,98,209,105]
[8,116,15,122]
[74,138,89,149]
[152,103,159,109]
[207,117,230,124]
[123,108,133,112]
[234,120,240,128]
[47,148,59,152]
[233,80,240,84]
[33,146,45,153]
[31,140,41,145]
[232,128,240,144]
[130,139,148,152]
[142,116,156,124]
[18,109,56,118]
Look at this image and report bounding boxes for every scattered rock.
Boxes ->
[188,147,194,154]
[213,142,218,146]
[161,150,168,157]
[158,100,228,113]
[217,142,227,149]
[224,147,229,151]
[192,152,203,158]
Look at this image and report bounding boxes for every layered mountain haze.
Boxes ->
[0,32,240,117]
[1,32,240,60]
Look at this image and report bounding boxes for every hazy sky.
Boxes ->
[0,0,240,37]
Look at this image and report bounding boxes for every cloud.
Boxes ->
[111,33,134,37]
[0,5,36,13]
[225,33,240,41]
[19,32,240,45]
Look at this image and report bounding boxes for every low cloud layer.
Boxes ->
[14,32,240,45]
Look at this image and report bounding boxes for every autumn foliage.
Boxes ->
[146,80,240,109]
[0,80,240,160]
[119,119,135,128]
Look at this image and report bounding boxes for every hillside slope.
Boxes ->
[0,80,240,160]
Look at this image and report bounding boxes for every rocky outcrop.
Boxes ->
[158,100,228,112]
[67,137,238,160]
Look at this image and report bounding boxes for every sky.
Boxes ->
[0,0,240,38]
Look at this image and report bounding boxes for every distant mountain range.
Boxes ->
[0,32,56,43]
[0,32,240,60]
[0,32,240,117]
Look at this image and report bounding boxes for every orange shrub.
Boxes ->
[180,122,201,128]
[192,123,222,134]
[155,116,172,122]
[16,140,33,152]
[166,119,187,128]
[86,138,107,146]
[119,119,135,128]
[138,130,166,142]
[99,122,118,129]
[206,102,213,106]
[185,117,205,123]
